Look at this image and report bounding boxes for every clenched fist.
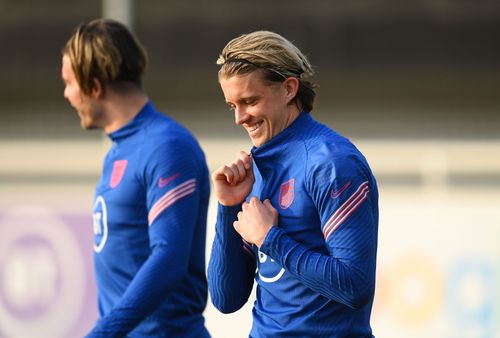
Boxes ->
[212,151,255,206]
[234,197,279,248]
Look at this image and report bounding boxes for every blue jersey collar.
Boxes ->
[251,111,311,158]
[108,101,155,141]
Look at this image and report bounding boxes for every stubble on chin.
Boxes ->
[79,116,95,131]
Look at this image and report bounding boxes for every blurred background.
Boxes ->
[0,0,499,337]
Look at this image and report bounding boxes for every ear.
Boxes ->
[91,79,104,99]
[283,77,299,104]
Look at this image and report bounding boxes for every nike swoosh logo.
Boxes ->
[331,180,351,199]
[158,173,180,188]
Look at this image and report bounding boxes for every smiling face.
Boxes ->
[220,71,300,147]
[61,54,104,130]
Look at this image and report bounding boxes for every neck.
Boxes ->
[284,104,301,130]
[101,87,149,134]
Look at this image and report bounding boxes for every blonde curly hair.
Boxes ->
[217,31,317,112]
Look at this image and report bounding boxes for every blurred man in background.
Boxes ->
[61,19,210,337]
[208,31,379,337]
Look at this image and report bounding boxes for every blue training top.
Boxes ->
[208,112,378,337]
[89,102,210,338]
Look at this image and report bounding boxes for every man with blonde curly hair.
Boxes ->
[208,31,378,337]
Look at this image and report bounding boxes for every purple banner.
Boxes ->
[0,207,97,337]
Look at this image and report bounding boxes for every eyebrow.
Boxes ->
[236,95,259,104]
[225,94,259,105]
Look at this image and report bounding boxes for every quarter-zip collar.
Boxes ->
[108,101,155,142]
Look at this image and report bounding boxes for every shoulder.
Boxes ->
[302,121,370,184]
[146,113,201,151]
[137,113,206,169]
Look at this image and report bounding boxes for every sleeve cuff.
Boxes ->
[259,226,284,256]
[217,202,242,215]
[216,202,243,242]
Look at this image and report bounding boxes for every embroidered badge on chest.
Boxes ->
[279,178,295,209]
[110,160,128,188]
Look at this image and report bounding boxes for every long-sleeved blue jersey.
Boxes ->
[208,112,378,337]
[89,102,210,337]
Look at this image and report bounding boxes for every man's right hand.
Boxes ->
[212,151,254,206]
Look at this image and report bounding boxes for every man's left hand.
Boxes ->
[234,197,278,248]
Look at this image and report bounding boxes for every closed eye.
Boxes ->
[239,96,259,107]
[244,99,257,106]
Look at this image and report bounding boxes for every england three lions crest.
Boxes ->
[279,178,295,209]
[110,160,128,188]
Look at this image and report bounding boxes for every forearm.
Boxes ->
[87,246,185,337]
[208,203,256,313]
[260,227,375,309]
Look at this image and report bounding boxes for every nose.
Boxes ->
[234,107,250,125]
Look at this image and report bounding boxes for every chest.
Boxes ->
[250,164,321,242]
[94,146,147,224]
[251,162,328,286]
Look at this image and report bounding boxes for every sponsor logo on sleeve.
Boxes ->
[331,180,352,199]
[324,181,369,241]
[158,173,180,188]
[148,179,196,225]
